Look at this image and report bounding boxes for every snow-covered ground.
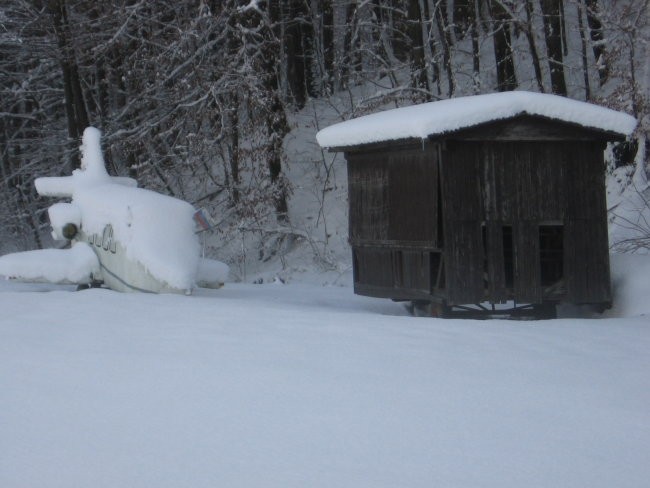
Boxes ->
[2,256,650,487]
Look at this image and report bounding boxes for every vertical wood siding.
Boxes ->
[440,142,485,304]
[563,143,611,303]
[347,148,438,245]
[387,150,438,243]
[347,147,439,296]
[346,119,611,307]
[347,156,388,241]
[441,139,609,305]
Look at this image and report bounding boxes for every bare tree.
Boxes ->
[489,0,518,91]
[540,0,568,95]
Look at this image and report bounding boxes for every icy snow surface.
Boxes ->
[1,254,649,488]
[316,91,637,149]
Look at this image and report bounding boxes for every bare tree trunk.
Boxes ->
[229,93,240,205]
[490,0,517,92]
[449,0,481,93]
[16,176,43,249]
[470,0,481,94]
[284,0,314,108]
[48,0,89,168]
[266,2,290,222]
[576,1,592,100]
[317,0,334,94]
[584,0,608,86]
[339,3,357,90]
[408,0,429,95]
[433,2,455,96]
[540,0,568,95]
[266,90,289,222]
[524,0,546,92]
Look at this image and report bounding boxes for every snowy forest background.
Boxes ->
[1,0,649,283]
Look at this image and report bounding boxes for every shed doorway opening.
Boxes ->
[503,225,514,289]
[539,225,564,287]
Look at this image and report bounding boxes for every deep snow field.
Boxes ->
[1,254,650,488]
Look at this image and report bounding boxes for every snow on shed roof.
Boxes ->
[316,91,637,149]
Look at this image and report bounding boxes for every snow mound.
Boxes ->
[29,127,203,292]
[0,242,99,284]
[74,184,200,290]
[607,253,650,317]
[196,257,230,288]
[317,91,637,149]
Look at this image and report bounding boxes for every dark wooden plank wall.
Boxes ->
[447,115,622,142]
[353,247,393,288]
[347,156,388,242]
[484,142,563,304]
[388,150,438,243]
[347,148,439,296]
[440,142,485,304]
[442,140,610,305]
[398,250,432,294]
[564,220,611,303]
[563,143,611,303]
[353,247,436,300]
[347,148,438,245]
[346,117,612,307]
[483,142,567,222]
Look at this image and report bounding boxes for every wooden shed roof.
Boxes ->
[316,91,637,151]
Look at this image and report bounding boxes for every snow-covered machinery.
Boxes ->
[0,127,228,294]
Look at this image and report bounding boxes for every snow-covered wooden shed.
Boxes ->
[317,92,637,317]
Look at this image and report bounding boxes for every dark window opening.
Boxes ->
[353,250,359,282]
[539,225,564,286]
[430,252,442,291]
[481,224,488,289]
[393,250,403,287]
[437,170,444,247]
[503,225,514,288]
